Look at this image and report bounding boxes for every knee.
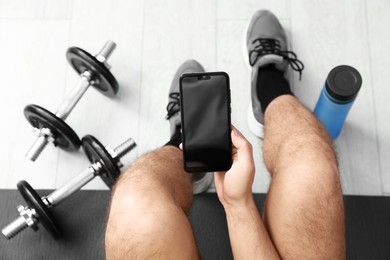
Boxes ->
[105,196,197,259]
[111,147,193,212]
[265,133,338,178]
[278,158,342,199]
[112,171,193,214]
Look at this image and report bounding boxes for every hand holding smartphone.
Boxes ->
[180,72,232,172]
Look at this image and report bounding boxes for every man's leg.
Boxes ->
[105,60,211,259]
[244,10,345,258]
[263,95,345,259]
[105,146,198,259]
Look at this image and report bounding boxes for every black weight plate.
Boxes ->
[66,47,118,97]
[24,104,80,151]
[17,180,61,239]
[81,135,120,189]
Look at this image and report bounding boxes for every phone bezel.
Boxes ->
[179,71,232,173]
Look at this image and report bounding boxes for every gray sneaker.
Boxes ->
[243,10,304,138]
[165,60,213,195]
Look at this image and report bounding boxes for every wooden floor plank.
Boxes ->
[44,0,73,19]
[366,0,390,193]
[0,0,72,19]
[0,20,70,189]
[0,0,45,18]
[217,0,290,20]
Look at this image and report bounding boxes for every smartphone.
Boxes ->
[179,72,232,172]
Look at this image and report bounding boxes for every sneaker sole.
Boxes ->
[247,101,264,139]
[243,20,264,138]
[192,172,214,195]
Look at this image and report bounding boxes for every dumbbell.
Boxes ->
[25,40,119,162]
[2,135,136,240]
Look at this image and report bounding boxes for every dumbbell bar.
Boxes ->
[2,135,136,240]
[25,40,119,162]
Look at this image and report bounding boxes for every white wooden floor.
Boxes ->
[0,0,389,195]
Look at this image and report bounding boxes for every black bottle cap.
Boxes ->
[326,65,362,101]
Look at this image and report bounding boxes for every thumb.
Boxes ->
[231,125,249,150]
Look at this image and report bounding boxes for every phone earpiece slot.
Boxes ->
[198,75,211,80]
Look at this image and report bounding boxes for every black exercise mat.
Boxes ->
[0,190,389,259]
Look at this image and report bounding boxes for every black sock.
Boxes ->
[257,64,292,112]
[164,126,182,148]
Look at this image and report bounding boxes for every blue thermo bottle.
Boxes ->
[314,65,362,140]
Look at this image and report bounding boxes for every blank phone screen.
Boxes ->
[180,73,232,172]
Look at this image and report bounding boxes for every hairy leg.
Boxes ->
[263,95,345,259]
[105,146,198,260]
